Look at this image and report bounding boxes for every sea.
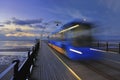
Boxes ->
[0,40,35,73]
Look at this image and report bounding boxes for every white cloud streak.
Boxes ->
[5,32,40,37]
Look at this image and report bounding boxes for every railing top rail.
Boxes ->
[18,50,33,71]
[18,57,28,71]
[0,62,17,79]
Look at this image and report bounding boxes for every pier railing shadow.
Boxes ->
[0,40,40,80]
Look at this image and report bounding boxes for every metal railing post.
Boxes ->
[28,50,31,58]
[106,42,109,51]
[12,60,20,80]
[118,42,120,54]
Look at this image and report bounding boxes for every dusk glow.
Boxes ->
[0,0,120,40]
[0,0,120,79]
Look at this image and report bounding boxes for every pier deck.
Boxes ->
[30,41,78,80]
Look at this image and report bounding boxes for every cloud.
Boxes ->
[0,18,55,40]
[15,28,23,32]
[2,18,43,26]
[5,32,40,37]
[11,18,42,25]
[0,24,35,34]
[4,21,11,24]
[0,18,55,38]
[33,24,45,29]
[0,25,4,27]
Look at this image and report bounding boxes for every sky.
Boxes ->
[0,0,120,40]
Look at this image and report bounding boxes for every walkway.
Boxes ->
[30,41,78,80]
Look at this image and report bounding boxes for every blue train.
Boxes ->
[48,21,100,60]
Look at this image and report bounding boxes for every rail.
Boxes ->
[92,41,120,53]
[0,40,40,80]
[0,61,18,79]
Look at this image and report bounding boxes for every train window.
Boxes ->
[63,24,93,47]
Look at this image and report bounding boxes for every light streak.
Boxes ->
[70,48,83,54]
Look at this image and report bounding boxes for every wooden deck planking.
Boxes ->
[30,41,77,80]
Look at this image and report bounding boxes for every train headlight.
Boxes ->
[69,48,83,54]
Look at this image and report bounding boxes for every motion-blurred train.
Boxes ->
[48,20,100,60]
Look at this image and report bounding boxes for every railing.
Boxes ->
[0,40,40,80]
[0,61,18,80]
[92,41,120,53]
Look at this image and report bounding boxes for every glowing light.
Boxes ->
[59,24,79,33]
[69,48,82,54]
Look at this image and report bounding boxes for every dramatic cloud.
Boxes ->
[0,19,45,38]
[0,17,55,39]
[5,32,40,37]
[15,28,23,32]
[12,18,42,25]
[4,21,11,25]
[33,24,45,29]
[0,25,4,27]
[2,18,43,26]
[0,24,37,37]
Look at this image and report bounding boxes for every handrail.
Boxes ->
[0,60,19,79]
[0,39,40,80]
[12,40,40,80]
[18,51,32,71]
[93,41,120,53]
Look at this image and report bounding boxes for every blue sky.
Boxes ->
[0,0,120,40]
